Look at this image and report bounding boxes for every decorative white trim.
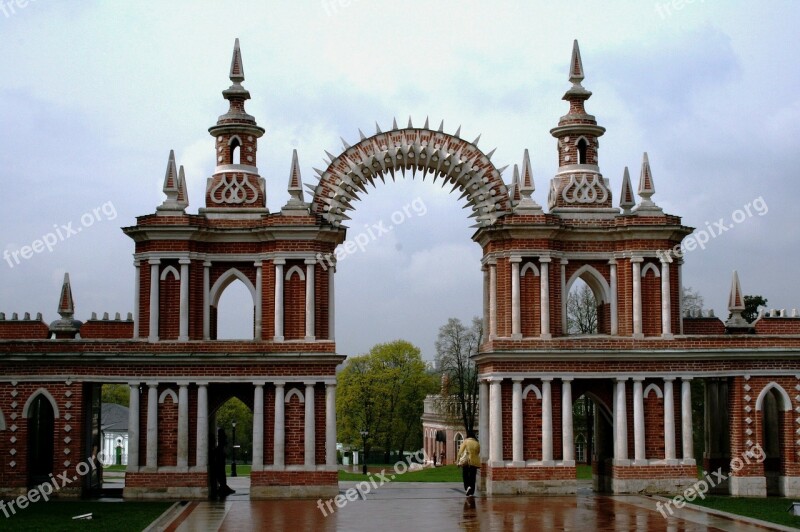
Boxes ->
[158,388,178,404]
[641,262,661,278]
[643,383,664,399]
[565,264,611,304]
[22,388,60,419]
[285,265,305,281]
[159,265,180,281]
[755,382,792,412]
[0,408,5,430]
[522,384,542,400]
[284,388,305,404]
[209,267,257,307]
[520,262,540,277]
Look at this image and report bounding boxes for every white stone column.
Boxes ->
[542,378,553,463]
[133,261,141,338]
[479,379,489,462]
[305,260,316,341]
[677,259,684,334]
[540,257,551,339]
[274,259,285,341]
[179,259,190,341]
[631,258,643,338]
[177,382,189,469]
[146,382,158,469]
[661,259,672,338]
[489,261,497,338]
[196,382,208,470]
[326,383,337,466]
[304,381,316,467]
[274,381,286,468]
[560,259,568,335]
[488,378,503,465]
[562,378,574,464]
[328,265,336,340]
[632,378,646,464]
[148,259,160,342]
[254,262,263,340]
[511,378,524,465]
[614,378,628,461]
[511,257,522,339]
[681,378,694,462]
[203,261,211,340]
[664,378,676,461]
[127,383,140,471]
[252,382,264,469]
[609,259,618,335]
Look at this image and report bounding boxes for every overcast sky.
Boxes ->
[1,1,798,360]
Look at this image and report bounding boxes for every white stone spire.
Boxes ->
[619,166,635,214]
[157,150,185,215]
[514,149,542,214]
[634,152,661,213]
[725,270,752,330]
[282,149,310,216]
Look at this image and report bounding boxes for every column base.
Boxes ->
[485,464,576,495]
[610,463,697,495]
[729,475,767,497]
[780,476,800,497]
[123,472,208,500]
[273,335,284,342]
[251,470,338,499]
[511,333,522,340]
[304,336,316,342]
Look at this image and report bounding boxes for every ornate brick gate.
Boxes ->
[1,39,800,500]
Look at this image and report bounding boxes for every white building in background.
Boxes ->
[101,403,129,466]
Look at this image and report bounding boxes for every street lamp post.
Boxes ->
[359,430,369,475]
[231,421,238,477]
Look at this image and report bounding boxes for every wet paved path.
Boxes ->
[166,480,784,531]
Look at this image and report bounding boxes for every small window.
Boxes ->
[577,138,589,164]
[230,138,241,165]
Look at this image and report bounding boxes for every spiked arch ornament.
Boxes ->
[308,122,511,227]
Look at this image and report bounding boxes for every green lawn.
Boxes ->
[225,464,251,476]
[339,465,462,482]
[3,501,171,531]
[576,464,592,479]
[689,496,800,528]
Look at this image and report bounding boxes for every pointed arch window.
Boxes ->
[577,138,589,164]
[230,137,242,165]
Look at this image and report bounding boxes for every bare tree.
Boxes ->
[567,283,597,334]
[682,286,704,316]
[434,317,481,434]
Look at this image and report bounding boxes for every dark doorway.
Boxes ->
[27,394,55,488]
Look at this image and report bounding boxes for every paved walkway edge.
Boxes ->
[651,495,798,532]
[143,500,191,532]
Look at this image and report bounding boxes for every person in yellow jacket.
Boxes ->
[457,431,481,496]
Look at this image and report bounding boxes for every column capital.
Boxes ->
[561,377,574,383]
[608,258,617,265]
[325,382,337,389]
[146,381,159,388]
[134,259,141,267]
[509,255,522,264]
[304,380,317,387]
[304,258,318,265]
[631,377,645,382]
[179,258,192,265]
[511,376,524,383]
[254,261,263,268]
[148,259,161,265]
[128,381,142,388]
[615,377,629,382]
[681,376,693,382]
[560,258,569,265]
[486,376,503,383]
[252,380,266,387]
[203,261,212,267]
[630,256,644,264]
[663,376,676,382]
[659,255,673,264]
[274,258,287,265]
[487,258,497,266]
[539,256,552,263]
[195,381,209,387]
[176,381,190,387]
[541,377,553,382]
[273,380,286,388]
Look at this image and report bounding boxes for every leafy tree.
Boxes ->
[102,384,129,407]
[337,341,434,463]
[682,286,704,316]
[742,295,768,323]
[214,397,253,464]
[567,283,597,334]
[434,317,482,434]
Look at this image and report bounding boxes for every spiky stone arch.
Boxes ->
[309,124,511,227]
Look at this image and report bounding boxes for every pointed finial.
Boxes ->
[163,150,178,193]
[472,134,481,146]
[634,152,660,212]
[438,120,444,133]
[375,121,382,134]
[229,38,245,84]
[282,149,309,216]
[177,165,189,208]
[520,149,535,196]
[157,150,184,214]
[619,166,635,214]
[569,39,584,86]
[358,128,367,140]
[424,116,430,129]
[58,273,75,319]
[340,136,351,150]
[509,165,521,205]
[454,125,461,138]
[392,117,398,130]
[725,270,752,330]
[407,116,413,128]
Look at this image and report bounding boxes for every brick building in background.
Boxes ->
[1,39,799,500]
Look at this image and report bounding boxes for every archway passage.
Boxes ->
[309,124,511,227]
[208,385,255,499]
[761,387,787,496]
[27,394,55,488]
